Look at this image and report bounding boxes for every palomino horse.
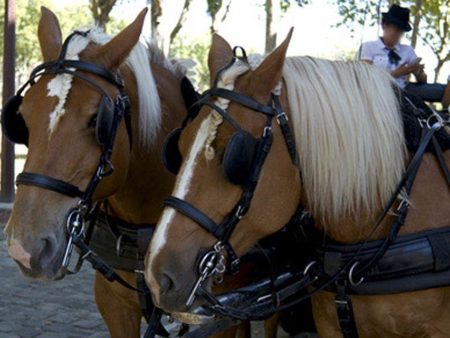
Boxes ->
[3,7,267,338]
[146,31,450,337]
[3,7,187,338]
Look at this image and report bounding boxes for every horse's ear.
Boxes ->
[208,34,233,85]
[38,7,62,62]
[96,8,148,70]
[251,28,293,97]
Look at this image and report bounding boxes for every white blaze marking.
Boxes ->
[148,116,212,273]
[47,35,90,134]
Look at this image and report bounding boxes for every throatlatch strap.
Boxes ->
[335,281,359,338]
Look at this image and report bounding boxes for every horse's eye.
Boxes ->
[88,114,97,128]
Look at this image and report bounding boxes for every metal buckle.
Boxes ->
[263,126,272,137]
[348,261,365,287]
[235,206,244,219]
[396,190,410,211]
[116,234,124,256]
[303,260,318,282]
[276,111,288,125]
[62,210,85,270]
[100,160,114,177]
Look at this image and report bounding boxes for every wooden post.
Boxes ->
[1,0,16,202]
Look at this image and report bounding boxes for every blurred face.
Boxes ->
[382,23,405,46]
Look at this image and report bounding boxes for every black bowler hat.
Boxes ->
[382,4,412,32]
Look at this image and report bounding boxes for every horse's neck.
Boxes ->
[106,63,186,225]
[315,151,450,244]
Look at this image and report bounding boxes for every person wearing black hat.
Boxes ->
[358,4,450,110]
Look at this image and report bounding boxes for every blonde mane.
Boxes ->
[47,27,183,147]
[203,59,251,159]
[283,57,407,225]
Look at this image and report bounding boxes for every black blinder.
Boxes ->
[95,95,115,147]
[222,131,259,186]
[1,94,29,145]
[162,127,183,175]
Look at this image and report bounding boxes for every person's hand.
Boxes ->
[391,62,420,77]
[413,64,425,76]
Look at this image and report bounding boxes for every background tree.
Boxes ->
[151,0,162,42]
[169,0,192,46]
[206,0,232,34]
[0,0,125,81]
[170,35,210,90]
[89,0,117,30]
[265,0,310,53]
[419,0,449,81]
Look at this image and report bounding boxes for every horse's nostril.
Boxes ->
[37,236,59,269]
[160,273,174,295]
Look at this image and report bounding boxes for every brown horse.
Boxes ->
[3,7,185,338]
[146,31,450,337]
[4,7,267,338]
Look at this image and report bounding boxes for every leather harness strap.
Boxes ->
[16,172,85,198]
[335,280,359,338]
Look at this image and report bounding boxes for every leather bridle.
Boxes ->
[163,50,299,308]
[13,31,135,287]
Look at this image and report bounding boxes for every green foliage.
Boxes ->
[206,0,223,17]
[169,35,210,91]
[420,0,449,77]
[280,0,310,12]
[0,0,126,76]
[334,0,382,31]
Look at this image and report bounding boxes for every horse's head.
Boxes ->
[4,7,147,279]
[146,31,301,312]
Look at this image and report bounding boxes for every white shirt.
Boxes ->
[358,38,418,88]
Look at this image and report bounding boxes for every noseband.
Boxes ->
[163,48,299,307]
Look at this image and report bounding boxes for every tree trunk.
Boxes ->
[435,59,445,82]
[89,0,116,30]
[265,0,279,53]
[410,0,422,48]
[169,0,191,46]
[210,13,217,34]
[151,0,163,42]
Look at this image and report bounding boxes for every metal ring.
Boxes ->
[303,261,317,277]
[198,250,219,276]
[426,113,444,130]
[66,209,84,236]
[116,234,124,256]
[348,261,365,287]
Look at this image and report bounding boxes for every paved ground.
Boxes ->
[0,220,276,338]
[0,216,313,338]
[0,223,108,338]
